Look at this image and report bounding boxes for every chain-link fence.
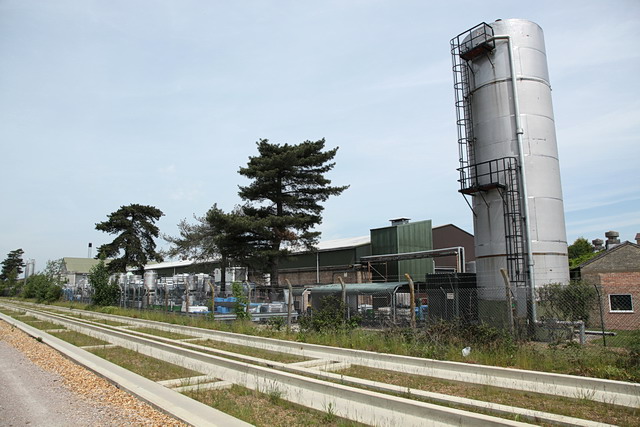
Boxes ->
[302,272,638,352]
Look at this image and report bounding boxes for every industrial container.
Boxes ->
[451,19,570,320]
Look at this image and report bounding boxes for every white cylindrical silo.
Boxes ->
[453,19,569,312]
[144,270,158,291]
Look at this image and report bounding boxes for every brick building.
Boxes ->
[578,242,640,331]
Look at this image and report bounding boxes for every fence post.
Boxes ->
[207,279,215,318]
[164,282,168,312]
[500,268,515,336]
[338,277,347,324]
[286,279,293,333]
[593,283,606,347]
[246,283,252,318]
[404,273,416,329]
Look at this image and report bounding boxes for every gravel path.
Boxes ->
[0,319,187,426]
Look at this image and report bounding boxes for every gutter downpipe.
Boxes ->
[490,34,537,323]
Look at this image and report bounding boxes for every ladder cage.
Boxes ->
[451,23,528,289]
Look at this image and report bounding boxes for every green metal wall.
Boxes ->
[279,247,366,269]
[370,220,434,281]
[397,220,434,280]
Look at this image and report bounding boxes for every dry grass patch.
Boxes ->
[129,327,194,340]
[91,319,129,327]
[22,320,66,330]
[185,384,365,426]
[49,330,110,347]
[13,315,39,322]
[89,346,201,381]
[192,339,307,363]
[338,365,640,426]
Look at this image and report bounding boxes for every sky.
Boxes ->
[1,0,638,272]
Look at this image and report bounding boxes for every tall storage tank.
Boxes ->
[144,270,158,291]
[451,19,569,322]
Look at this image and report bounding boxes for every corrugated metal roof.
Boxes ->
[316,235,370,251]
[142,259,198,270]
[309,281,408,296]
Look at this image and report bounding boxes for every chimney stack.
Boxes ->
[592,238,604,251]
[635,233,640,245]
[605,231,620,250]
[389,217,410,226]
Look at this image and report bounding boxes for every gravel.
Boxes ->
[0,319,187,426]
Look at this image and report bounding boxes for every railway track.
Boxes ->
[1,301,637,426]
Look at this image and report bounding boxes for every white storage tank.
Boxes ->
[144,270,158,291]
[451,19,569,314]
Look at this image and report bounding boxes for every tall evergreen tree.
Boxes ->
[1,248,25,280]
[95,204,164,273]
[165,204,266,292]
[238,138,348,285]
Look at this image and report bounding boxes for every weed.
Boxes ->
[323,401,337,423]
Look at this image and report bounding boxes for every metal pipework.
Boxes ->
[488,33,537,322]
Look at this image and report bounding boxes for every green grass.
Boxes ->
[191,339,308,363]
[592,329,640,349]
[184,384,366,426]
[89,346,202,381]
[21,320,65,330]
[337,365,640,426]
[90,318,129,327]
[13,315,39,322]
[37,300,640,382]
[128,327,195,340]
[49,330,110,347]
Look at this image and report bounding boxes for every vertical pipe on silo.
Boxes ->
[490,34,537,322]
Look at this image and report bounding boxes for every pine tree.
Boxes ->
[95,204,164,273]
[165,204,266,292]
[238,138,348,285]
[1,249,25,280]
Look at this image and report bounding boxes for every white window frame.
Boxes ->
[608,294,634,313]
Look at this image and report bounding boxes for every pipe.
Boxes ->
[490,34,537,322]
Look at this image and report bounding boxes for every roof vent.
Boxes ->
[389,217,410,226]
[605,231,620,250]
[592,239,604,251]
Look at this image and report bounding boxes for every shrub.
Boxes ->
[231,282,250,320]
[538,280,598,326]
[89,258,120,306]
[299,295,358,333]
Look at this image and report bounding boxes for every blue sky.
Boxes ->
[1,0,638,270]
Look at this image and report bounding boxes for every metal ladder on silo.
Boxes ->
[499,159,528,287]
[451,24,528,287]
[451,40,476,187]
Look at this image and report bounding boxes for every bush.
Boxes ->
[231,282,250,320]
[538,281,598,326]
[299,295,358,333]
[89,258,120,306]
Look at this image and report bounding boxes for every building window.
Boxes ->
[609,294,633,313]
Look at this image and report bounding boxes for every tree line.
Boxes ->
[93,138,348,292]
